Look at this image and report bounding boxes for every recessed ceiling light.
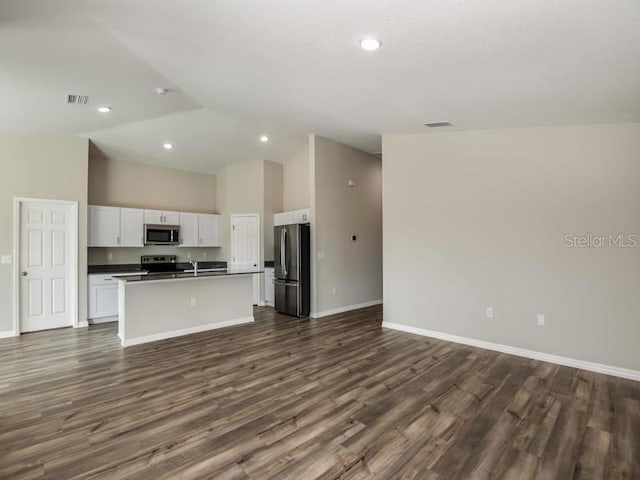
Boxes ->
[155,88,168,95]
[360,37,381,51]
[163,143,174,150]
[97,106,112,113]
[260,135,269,143]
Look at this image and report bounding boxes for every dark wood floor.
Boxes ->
[0,306,638,479]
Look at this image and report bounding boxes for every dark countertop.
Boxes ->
[88,261,227,275]
[115,268,263,283]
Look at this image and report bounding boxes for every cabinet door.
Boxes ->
[120,208,144,247]
[293,209,310,224]
[89,284,118,319]
[163,211,180,225]
[179,212,199,247]
[198,214,221,247]
[264,268,274,306]
[88,205,121,247]
[144,209,163,224]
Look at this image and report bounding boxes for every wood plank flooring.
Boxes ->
[0,305,639,479]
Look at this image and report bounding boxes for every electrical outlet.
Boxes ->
[187,251,191,260]
[318,251,325,259]
[190,297,197,307]
[203,252,207,259]
[537,314,545,326]
[107,253,113,261]
[486,307,494,319]
[1,255,12,265]
[332,286,337,294]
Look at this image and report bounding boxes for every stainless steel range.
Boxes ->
[141,255,178,274]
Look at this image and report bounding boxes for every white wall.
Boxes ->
[283,141,310,211]
[0,135,89,333]
[383,124,640,371]
[311,135,383,316]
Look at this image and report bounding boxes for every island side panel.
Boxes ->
[121,275,254,346]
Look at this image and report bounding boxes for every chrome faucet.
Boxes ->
[190,260,198,275]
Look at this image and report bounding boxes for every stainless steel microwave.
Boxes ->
[144,224,180,245]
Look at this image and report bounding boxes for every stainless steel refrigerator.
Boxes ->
[274,223,310,317]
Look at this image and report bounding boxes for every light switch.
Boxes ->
[1,255,12,265]
[318,251,325,259]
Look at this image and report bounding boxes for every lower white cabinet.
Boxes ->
[264,267,274,306]
[88,274,119,322]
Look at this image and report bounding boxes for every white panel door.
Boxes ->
[163,211,180,225]
[120,208,144,247]
[88,205,120,247]
[20,202,74,332]
[198,214,221,247]
[231,215,260,267]
[231,214,261,305]
[180,212,199,247]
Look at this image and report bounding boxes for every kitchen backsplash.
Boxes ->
[88,247,224,265]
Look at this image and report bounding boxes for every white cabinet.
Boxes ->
[179,212,199,247]
[198,214,221,247]
[163,211,180,225]
[144,209,180,225]
[293,209,310,224]
[264,267,274,306]
[274,209,310,226]
[88,274,119,322]
[88,206,121,247]
[119,208,144,247]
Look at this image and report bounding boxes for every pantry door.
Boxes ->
[17,199,77,333]
[230,214,260,305]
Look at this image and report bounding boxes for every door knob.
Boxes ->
[21,271,27,277]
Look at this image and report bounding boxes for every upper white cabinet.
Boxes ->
[119,208,144,247]
[144,209,180,225]
[179,212,199,247]
[89,205,221,248]
[88,206,121,247]
[274,209,310,226]
[198,214,221,247]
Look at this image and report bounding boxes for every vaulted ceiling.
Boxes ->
[2,0,639,173]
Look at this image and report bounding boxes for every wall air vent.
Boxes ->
[66,94,89,105]
[424,121,452,128]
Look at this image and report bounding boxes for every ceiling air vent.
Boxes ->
[66,94,89,105]
[424,121,452,128]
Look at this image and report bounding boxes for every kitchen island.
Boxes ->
[116,268,262,346]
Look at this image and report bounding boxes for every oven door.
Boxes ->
[144,224,180,245]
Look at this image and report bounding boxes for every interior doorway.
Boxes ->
[14,198,78,334]
[230,213,260,305]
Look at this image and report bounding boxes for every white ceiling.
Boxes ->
[2,0,639,173]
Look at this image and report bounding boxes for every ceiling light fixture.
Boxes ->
[97,106,112,113]
[360,37,381,51]
[155,88,169,95]
[163,143,174,150]
[260,135,269,143]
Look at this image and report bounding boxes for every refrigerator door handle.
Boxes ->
[283,228,287,277]
[280,228,285,276]
[273,279,298,287]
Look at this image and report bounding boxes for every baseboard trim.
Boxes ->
[382,321,640,382]
[0,330,17,338]
[77,320,89,328]
[311,299,383,319]
[121,316,254,347]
